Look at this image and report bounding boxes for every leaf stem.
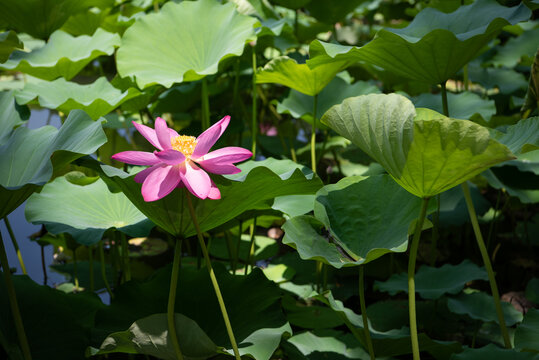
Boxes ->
[0,231,32,360]
[99,240,114,300]
[245,218,257,274]
[201,77,210,131]
[311,93,318,174]
[185,191,241,360]
[440,81,449,117]
[408,197,430,360]
[40,244,47,286]
[88,245,94,292]
[251,45,257,159]
[359,266,375,360]
[461,182,511,348]
[167,238,185,360]
[3,217,27,275]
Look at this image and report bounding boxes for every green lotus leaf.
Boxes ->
[447,291,523,326]
[515,308,539,352]
[491,116,539,155]
[116,0,257,89]
[272,194,316,218]
[451,344,539,360]
[308,0,531,85]
[0,31,23,63]
[412,92,496,123]
[25,176,152,246]
[0,0,114,39]
[0,110,106,218]
[276,76,380,123]
[468,62,528,94]
[286,330,369,359]
[14,76,142,120]
[80,158,322,237]
[304,0,368,24]
[256,56,348,96]
[489,27,539,68]
[270,0,311,10]
[0,90,27,145]
[93,264,291,360]
[0,28,121,80]
[374,260,488,299]
[483,167,539,204]
[90,313,218,360]
[322,94,515,198]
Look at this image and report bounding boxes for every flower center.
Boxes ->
[171,135,197,158]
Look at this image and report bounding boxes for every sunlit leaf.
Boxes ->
[15,76,142,120]
[447,291,523,326]
[25,176,152,246]
[322,94,515,198]
[308,0,531,85]
[374,260,489,299]
[0,28,121,80]
[116,0,257,88]
[286,330,369,359]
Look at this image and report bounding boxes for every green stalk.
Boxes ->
[408,197,430,360]
[121,233,131,282]
[167,238,185,360]
[245,218,257,274]
[88,246,94,292]
[251,45,257,159]
[440,81,449,117]
[0,231,32,360]
[185,191,241,360]
[201,77,210,131]
[359,266,375,360]
[40,245,47,285]
[99,240,114,300]
[461,182,511,348]
[311,94,318,174]
[3,217,27,275]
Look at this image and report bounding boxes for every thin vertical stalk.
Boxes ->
[440,81,449,117]
[461,182,511,348]
[167,238,185,360]
[121,233,131,282]
[0,232,32,360]
[40,245,47,285]
[408,197,430,360]
[201,78,210,130]
[3,217,27,275]
[251,45,257,159]
[245,218,257,274]
[185,191,241,360]
[359,266,375,360]
[99,241,114,300]
[88,246,94,292]
[311,94,318,174]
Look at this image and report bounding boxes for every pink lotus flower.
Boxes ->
[112,116,252,202]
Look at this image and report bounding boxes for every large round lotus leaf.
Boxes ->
[80,158,322,237]
[515,309,539,352]
[468,62,528,94]
[412,91,496,124]
[321,94,515,198]
[304,0,367,24]
[0,110,106,218]
[276,76,380,124]
[490,27,539,68]
[373,260,488,300]
[286,330,369,359]
[283,175,433,267]
[308,0,531,85]
[491,116,539,155]
[93,264,291,360]
[0,90,27,145]
[116,0,257,89]
[450,344,539,360]
[0,31,23,63]
[0,28,120,80]
[447,292,523,326]
[90,313,218,360]
[14,76,141,120]
[0,0,114,39]
[256,56,348,96]
[25,176,152,246]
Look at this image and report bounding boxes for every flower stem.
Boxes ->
[408,197,430,360]
[461,182,511,348]
[40,245,47,286]
[167,238,184,360]
[251,45,257,159]
[311,94,318,174]
[359,265,375,360]
[0,231,32,360]
[88,245,94,292]
[201,77,210,131]
[3,217,27,275]
[185,192,241,359]
[99,240,114,300]
[245,218,257,274]
[440,81,449,117]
